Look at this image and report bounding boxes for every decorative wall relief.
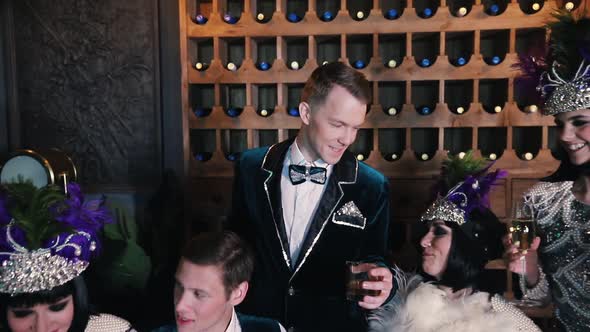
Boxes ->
[13,0,159,185]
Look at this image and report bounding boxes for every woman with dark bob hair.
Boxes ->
[368,153,540,332]
[0,181,134,331]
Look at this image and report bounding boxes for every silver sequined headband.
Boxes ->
[539,60,590,115]
[0,220,96,295]
[420,181,475,226]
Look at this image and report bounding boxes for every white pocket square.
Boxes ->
[332,201,366,229]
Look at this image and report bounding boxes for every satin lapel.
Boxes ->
[291,151,358,279]
[261,138,295,271]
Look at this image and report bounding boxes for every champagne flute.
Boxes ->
[508,199,541,307]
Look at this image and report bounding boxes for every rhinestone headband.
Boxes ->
[539,60,590,115]
[0,221,96,295]
[0,182,111,295]
[420,182,471,226]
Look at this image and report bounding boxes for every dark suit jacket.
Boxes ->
[230,138,391,332]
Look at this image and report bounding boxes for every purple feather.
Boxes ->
[447,168,507,221]
[54,183,113,235]
[0,191,11,226]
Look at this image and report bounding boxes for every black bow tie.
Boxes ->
[288,165,327,185]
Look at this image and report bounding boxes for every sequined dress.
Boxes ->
[523,181,590,332]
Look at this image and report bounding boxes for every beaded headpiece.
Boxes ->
[421,152,507,226]
[515,11,590,115]
[0,181,111,295]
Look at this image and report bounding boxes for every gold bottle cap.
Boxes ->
[526,104,538,113]
[489,153,497,160]
[458,152,466,159]
[494,105,502,113]
[387,107,397,115]
[322,60,329,66]
[565,2,575,10]
[257,13,265,21]
[195,62,204,70]
[523,152,534,160]
[290,61,300,70]
[456,106,465,114]
[391,153,398,160]
[356,11,365,19]
[532,2,541,11]
[421,153,429,161]
[260,109,268,116]
[227,62,237,71]
[356,154,365,161]
[457,7,468,16]
[387,59,397,68]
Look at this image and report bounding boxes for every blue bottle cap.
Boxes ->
[194,153,207,161]
[457,57,466,66]
[227,153,237,161]
[353,60,366,69]
[195,14,208,24]
[489,4,500,14]
[227,108,240,117]
[223,13,238,24]
[257,61,270,70]
[491,56,501,65]
[420,106,432,115]
[321,11,334,21]
[288,108,300,116]
[423,7,433,17]
[287,13,301,22]
[193,107,208,117]
[385,8,398,19]
[420,58,431,67]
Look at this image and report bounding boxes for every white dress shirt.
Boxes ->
[227,308,287,332]
[280,140,333,264]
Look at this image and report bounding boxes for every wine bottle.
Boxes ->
[226,153,239,161]
[420,153,430,161]
[223,13,239,24]
[493,105,503,113]
[418,105,433,115]
[524,104,538,113]
[565,1,575,11]
[456,106,466,114]
[485,55,502,65]
[390,153,399,160]
[356,153,365,161]
[225,107,243,117]
[195,14,208,25]
[488,152,498,160]
[385,107,398,116]
[194,152,212,161]
[320,11,335,22]
[256,61,271,71]
[419,7,434,18]
[485,3,500,15]
[456,6,468,17]
[419,58,432,67]
[522,152,534,160]
[352,60,366,69]
[354,11,366,20]
[193,107,212,117]
[288,107,300,116]
[195,62,209,71]
[257,13,271,23]
[387,59,397,68]
[454,56,467,66]
[290,61,300,70]
[384,8,399,20]
[258,108,270,117]
[287,12,302,22]
[227,62,238,71]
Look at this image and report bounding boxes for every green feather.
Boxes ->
[441,151,488,190]
[3,180,69,249]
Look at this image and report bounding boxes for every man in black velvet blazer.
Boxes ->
[230,62,393,332]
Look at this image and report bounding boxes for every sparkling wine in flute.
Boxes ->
[510,218,535,250]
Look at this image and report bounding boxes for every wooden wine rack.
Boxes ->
[178,0,589,262]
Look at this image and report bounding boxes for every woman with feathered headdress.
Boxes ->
[504,10,590,332]
[368,152,540,332]
[0,181,134,331]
